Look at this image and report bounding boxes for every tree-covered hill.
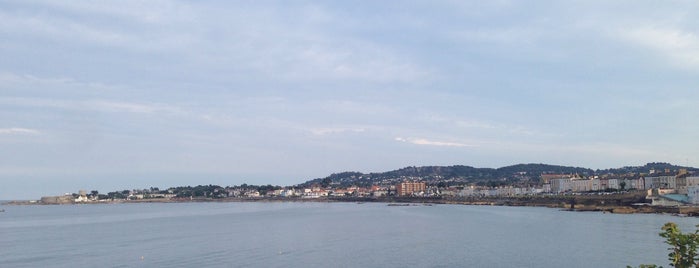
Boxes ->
[297,162,696,188]
[596,162,698,175]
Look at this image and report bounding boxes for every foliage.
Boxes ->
[298,163,598,188]
[107,191,127,199]
[660,223,699,267]
[170,185,226,198]
[256,184,281,194]
[630,223,699,268]
[600,162,698,176]
[320,178,333,188]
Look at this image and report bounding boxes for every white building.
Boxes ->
[644,176,676,189]
[570,179,592,192]
[551,178,572,193]
[607,179,619,190]
[686,177,699,186]
[688,185,699,204]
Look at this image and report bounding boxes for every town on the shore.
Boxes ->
[18,163,699,215]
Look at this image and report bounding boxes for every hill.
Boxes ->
[595,162,696,175]
[297,162,697,188]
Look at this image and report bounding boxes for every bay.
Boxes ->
[1,202,697,267]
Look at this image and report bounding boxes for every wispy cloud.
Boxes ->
[0,97,182,115]
[89,100,177,114]
[618,26,699,70]
[0,1,197,52]
[395,137,473,147]
[418,113,543,138]
[286,45,431,83]
[310,127,366,136]
[0,72,82,86]
[0,128,40,135]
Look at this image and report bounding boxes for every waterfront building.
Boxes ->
[372,189,388,197]
[643,176,676,189]
[396,182,426,196]
[542,184,551,193]
[331,189,348,196]
[679,176,699,195]
[570,179,593,192]
[75,190,89,202]
[244,191,260,197]
[280,189,296,197]
[687,177,699,187]
[688,185,699,204]
[458,187,475,197]
[626,177,645,190]
[550,178,572,193]
[590,179,607,191]
[676,176,689,194]
[540,174,571,184]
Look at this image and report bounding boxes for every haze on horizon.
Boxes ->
[2,1,698,200]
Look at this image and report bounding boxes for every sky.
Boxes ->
[1,1,699,199]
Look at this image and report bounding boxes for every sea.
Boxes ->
[1,201,698,268]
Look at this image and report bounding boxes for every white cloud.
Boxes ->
[0,72,77,86]
[1,2,432,85]
[619,27,699,70]
[0,1,197,52]
[418,113,544,138]
[0,128,40,135]
[0,72,181,115]
[288,45,431,83]
[0,97,181,115]
[88,100,177,114]
[30,0,190,25]
[309,127,366,136]
[0,9,125,46]
[395,137,472,147]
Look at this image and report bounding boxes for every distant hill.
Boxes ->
[296,162,697,188]
[595,162,697,175]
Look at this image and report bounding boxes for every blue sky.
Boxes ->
[2,1,699,199]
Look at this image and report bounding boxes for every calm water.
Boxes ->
[1,201,698,267]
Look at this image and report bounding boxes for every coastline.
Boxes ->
[5,192,699,217]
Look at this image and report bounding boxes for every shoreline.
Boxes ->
[4,192,699,217]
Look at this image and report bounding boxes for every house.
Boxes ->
[688,185,699,204]
[550,178,572,193]
[75,190,89,202]
[644,176,676,190]
[244,191,260,197]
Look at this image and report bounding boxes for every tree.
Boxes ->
[630,223,699,268]
[660,223,699,267]
[620,181,627,191]
[321,178,332,188]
